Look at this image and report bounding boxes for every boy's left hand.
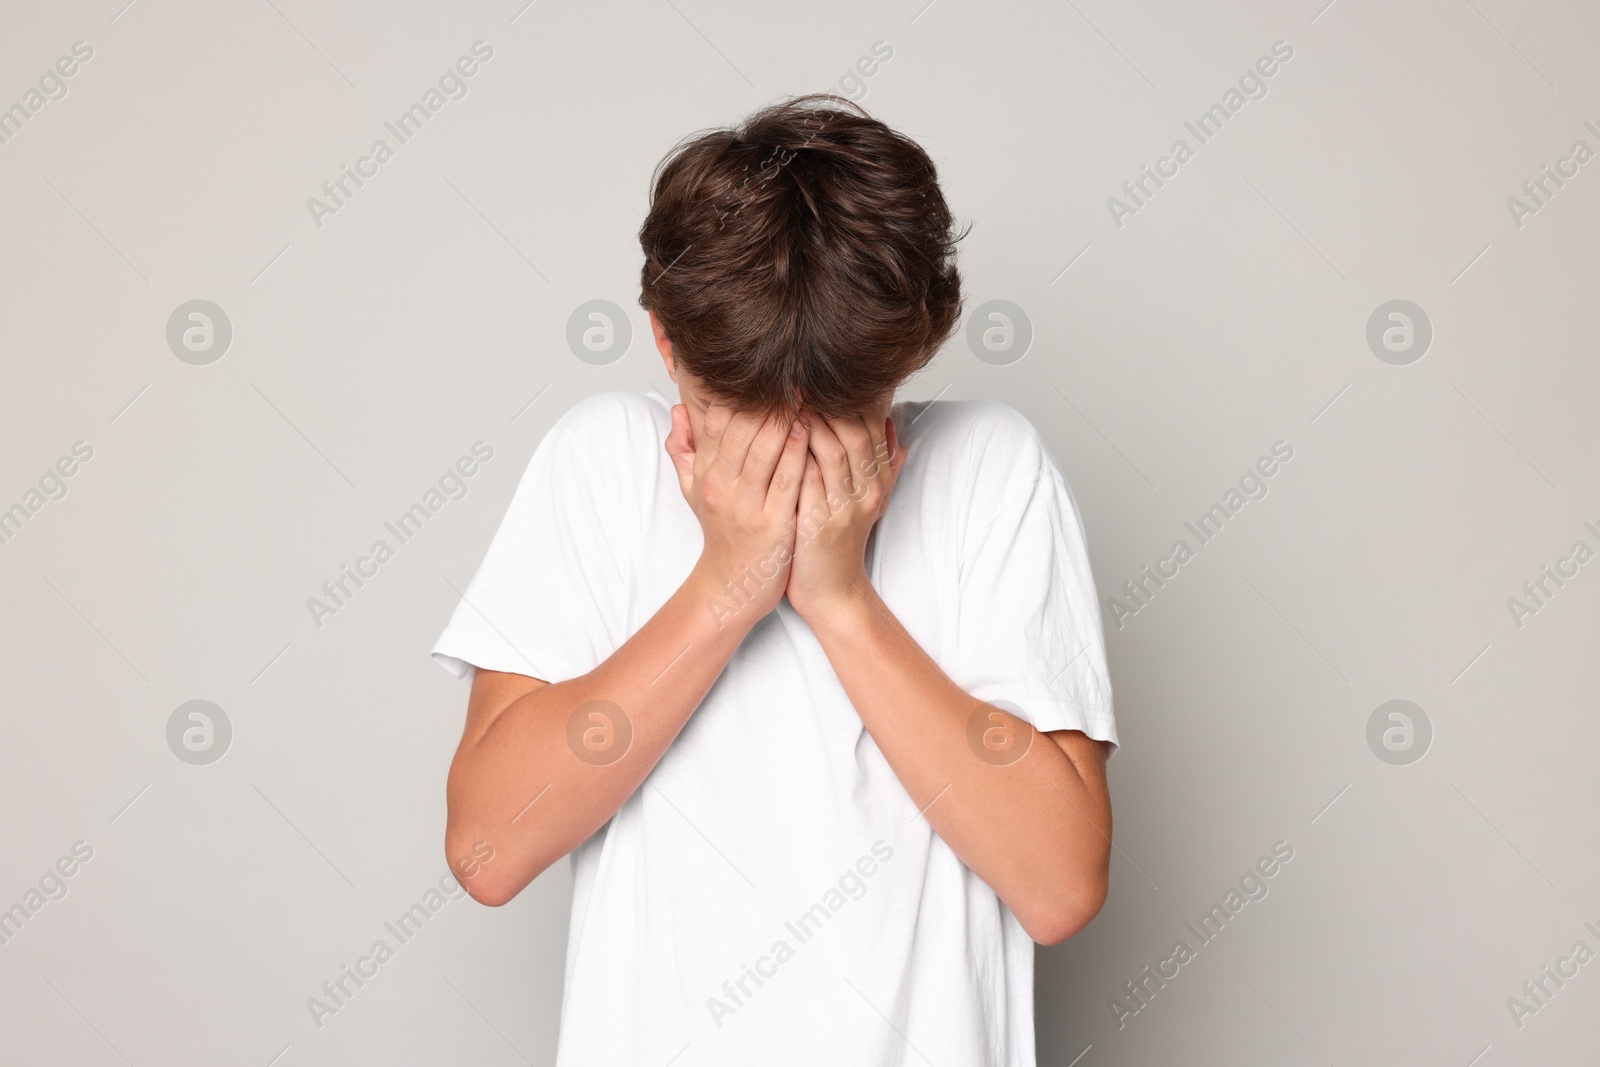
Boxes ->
[784,411,905,624]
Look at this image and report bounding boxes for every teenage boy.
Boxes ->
[434,94,1118,1066]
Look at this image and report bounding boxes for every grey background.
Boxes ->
[2,0,1595,1064]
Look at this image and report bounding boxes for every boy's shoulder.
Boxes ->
[553,388,670,431]
[544,390,671,456]
[896,397,1048,473]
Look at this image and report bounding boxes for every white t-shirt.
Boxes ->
[432,389,1116,1067]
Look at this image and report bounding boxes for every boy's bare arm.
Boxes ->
[444,405,809,906]
[790,413,1113,946]
[805,586,1112,946]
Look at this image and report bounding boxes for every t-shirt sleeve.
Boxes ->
[430,393,642,684]
[947,403,1118,753]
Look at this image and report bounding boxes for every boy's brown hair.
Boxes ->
[638,93,966,421]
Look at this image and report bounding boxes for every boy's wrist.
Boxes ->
[684,556,783,634]
[795,579,880,641]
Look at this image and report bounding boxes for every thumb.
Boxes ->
[886,414,907,484]
[665,404,696,493]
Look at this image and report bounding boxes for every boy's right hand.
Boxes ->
[666,402,810,621]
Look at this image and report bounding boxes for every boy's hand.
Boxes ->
[666,402,810,621]
[785,412,904,624]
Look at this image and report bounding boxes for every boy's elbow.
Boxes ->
[455,857,538,907]
[444,826,539,907]
[1025,873,1109,947]
[462,875,517,908]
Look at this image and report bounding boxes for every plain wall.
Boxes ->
[1,1,1596,1063]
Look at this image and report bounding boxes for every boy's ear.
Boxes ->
[648,310,676,381]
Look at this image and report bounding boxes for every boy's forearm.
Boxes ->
[806,582,1112,944]
[445,561,760,904]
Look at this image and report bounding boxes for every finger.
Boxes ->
[708,406,763,480]
[838,415,876,489]
[766,418,809,515]
[859,412,891,482]
[691,401,734,480]
[741,412,795,492]
[699,401,732,442]
[830,415,877,498]
[796,452,829,542]
[806,419,851,506]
